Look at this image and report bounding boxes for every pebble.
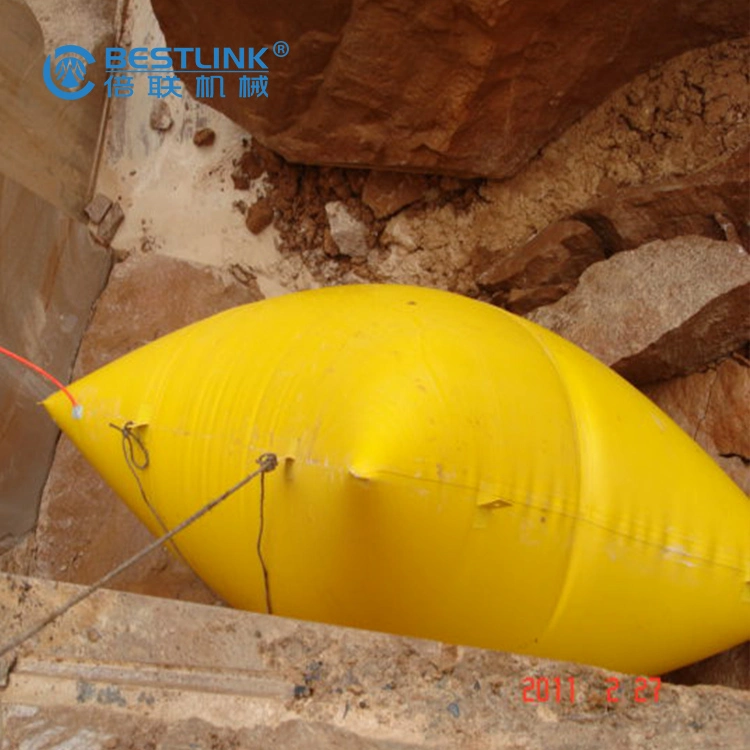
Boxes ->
[193,128,216,147]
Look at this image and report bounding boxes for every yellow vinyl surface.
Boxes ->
[43,284,750,674]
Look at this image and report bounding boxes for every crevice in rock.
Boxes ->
[718,452,750,466]
[569,211,625,258]
[693,367,719,443]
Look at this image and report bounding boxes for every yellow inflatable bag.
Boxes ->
[43,284,750,674]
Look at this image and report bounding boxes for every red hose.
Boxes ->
[0,345,79,407]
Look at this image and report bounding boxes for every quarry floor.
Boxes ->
[2,573,749,750]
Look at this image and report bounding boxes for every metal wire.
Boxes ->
[0,452,278,660]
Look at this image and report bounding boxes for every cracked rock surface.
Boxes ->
[527,237,750,385]
[150,0,747,179]
[643,355,750,495]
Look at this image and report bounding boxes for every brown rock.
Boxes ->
[151,0,747,178]
[642,356,750,493]
[238,140,284,181]
[84,193,113,225]
[93,201,125,246]
[577,145,750,254]
[701,359,750,462]
[477,220,604,310]
[231,167,251,190]
[245,198,275,234]
[527,237,750,385]
[193,127,216,147]
[702,357,750,459]
[31,253,262,600]
[149,99,173,132]
[505,285,574,316]
[362,171,428,218]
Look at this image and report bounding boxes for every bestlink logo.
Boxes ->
[106,46,273,71]
[43,44,96,100]
[43,43,289,101]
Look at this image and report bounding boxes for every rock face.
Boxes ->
[0,0,117,216]
[527,237,750,385]
[150,0,747,178]
[643,356,750,495]
[0,175,111,551]
[477,220,605,313]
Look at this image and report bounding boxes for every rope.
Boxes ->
[109,420,188,564]
[111,421,149,470]
[0,452,278,660]
[257,467,273,614]
[111,422,166,527]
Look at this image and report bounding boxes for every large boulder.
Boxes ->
[527,236,750,385]
[150,0,748,178]
[643,356,750,494]
[574,145,750,254]
[473,144,749,313]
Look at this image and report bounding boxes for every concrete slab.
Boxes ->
[1,574,749,749]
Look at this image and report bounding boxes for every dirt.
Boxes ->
[228,38,748,297]
[228,137,483,290]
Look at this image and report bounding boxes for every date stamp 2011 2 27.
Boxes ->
[521,676,662,704]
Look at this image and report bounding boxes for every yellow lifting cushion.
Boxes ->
[44,284,750,674]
